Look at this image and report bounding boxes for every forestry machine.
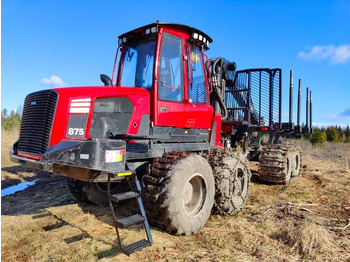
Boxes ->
[11,22,312,255]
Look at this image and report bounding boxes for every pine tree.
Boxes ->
[309,128,327,145]
[345,125,350,143]
[1,108,8,117]
[326,126,340,142]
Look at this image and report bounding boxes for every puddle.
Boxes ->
[1,179,39,197]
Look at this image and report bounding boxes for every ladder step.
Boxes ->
[110,191,139,202]
[122,239,152,256]
[116,214,145,228]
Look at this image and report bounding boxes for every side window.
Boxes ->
[120,46,137,87]
[187,45,208,104]
[158,33,183,102]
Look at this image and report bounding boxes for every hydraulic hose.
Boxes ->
[210,58,228,120]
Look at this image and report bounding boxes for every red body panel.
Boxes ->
[50,86,150,147]
[212,113,223,147]
[157,100,213,128]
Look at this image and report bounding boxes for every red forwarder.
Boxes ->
[11,22,309,255]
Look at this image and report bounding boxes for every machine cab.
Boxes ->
[114,22,214,129]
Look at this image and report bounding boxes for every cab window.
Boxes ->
[187,44,208,104]
[158,33,183,102]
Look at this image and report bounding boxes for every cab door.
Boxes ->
[183,43,213,129]
[156,31,187,127]
[155,30,213,129]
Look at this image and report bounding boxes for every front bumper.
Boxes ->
[10,139,129,182]
[11,153,51,171]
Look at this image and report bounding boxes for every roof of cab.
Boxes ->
[118,22,213,49]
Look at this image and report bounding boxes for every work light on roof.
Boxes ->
[192,32,210,49]
[145,26,158,35]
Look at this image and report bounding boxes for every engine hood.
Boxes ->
[49,86,151,147]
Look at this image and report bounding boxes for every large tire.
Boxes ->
[67,178,127,205]
[208,148,250,215]
[143,153,215,235]
[258,144,301,184]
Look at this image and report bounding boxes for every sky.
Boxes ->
[2,0,350,127]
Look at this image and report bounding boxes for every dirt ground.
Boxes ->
[1,129,350,261]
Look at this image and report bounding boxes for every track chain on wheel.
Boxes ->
[258,143,302,184]
[204,148,251,216]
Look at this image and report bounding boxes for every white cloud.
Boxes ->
[41,75,65,88]
[317,113,347,125]
[313,122,348,128]
[298,44,350,65]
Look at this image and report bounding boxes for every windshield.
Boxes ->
[118,39,156,90]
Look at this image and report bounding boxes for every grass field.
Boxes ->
[1,129,350,261]
[1,129,40,189]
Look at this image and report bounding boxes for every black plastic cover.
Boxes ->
[42,139,126,173]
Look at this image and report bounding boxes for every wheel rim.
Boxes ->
[293,152,301,176]
[235,168,246,196]
[230,167,248,208]
[183,173,207,217]
[295,154,300,170]
[286,156,291,180]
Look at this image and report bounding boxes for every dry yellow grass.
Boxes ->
[1,136,350,261]
[287,221,337,259]
[1,128,19,168]
[1,128,38,188]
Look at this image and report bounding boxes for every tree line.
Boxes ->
[308,126,350,144]
[1,108,21,131]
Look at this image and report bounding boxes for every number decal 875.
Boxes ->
[68,128,85,136]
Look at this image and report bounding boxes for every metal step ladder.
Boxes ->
[107,174,153,256]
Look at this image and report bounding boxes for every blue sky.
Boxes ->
[2,0,350,127]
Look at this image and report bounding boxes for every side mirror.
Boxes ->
[100,74,112,86]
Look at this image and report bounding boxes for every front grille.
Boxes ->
[18,90,58,156]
